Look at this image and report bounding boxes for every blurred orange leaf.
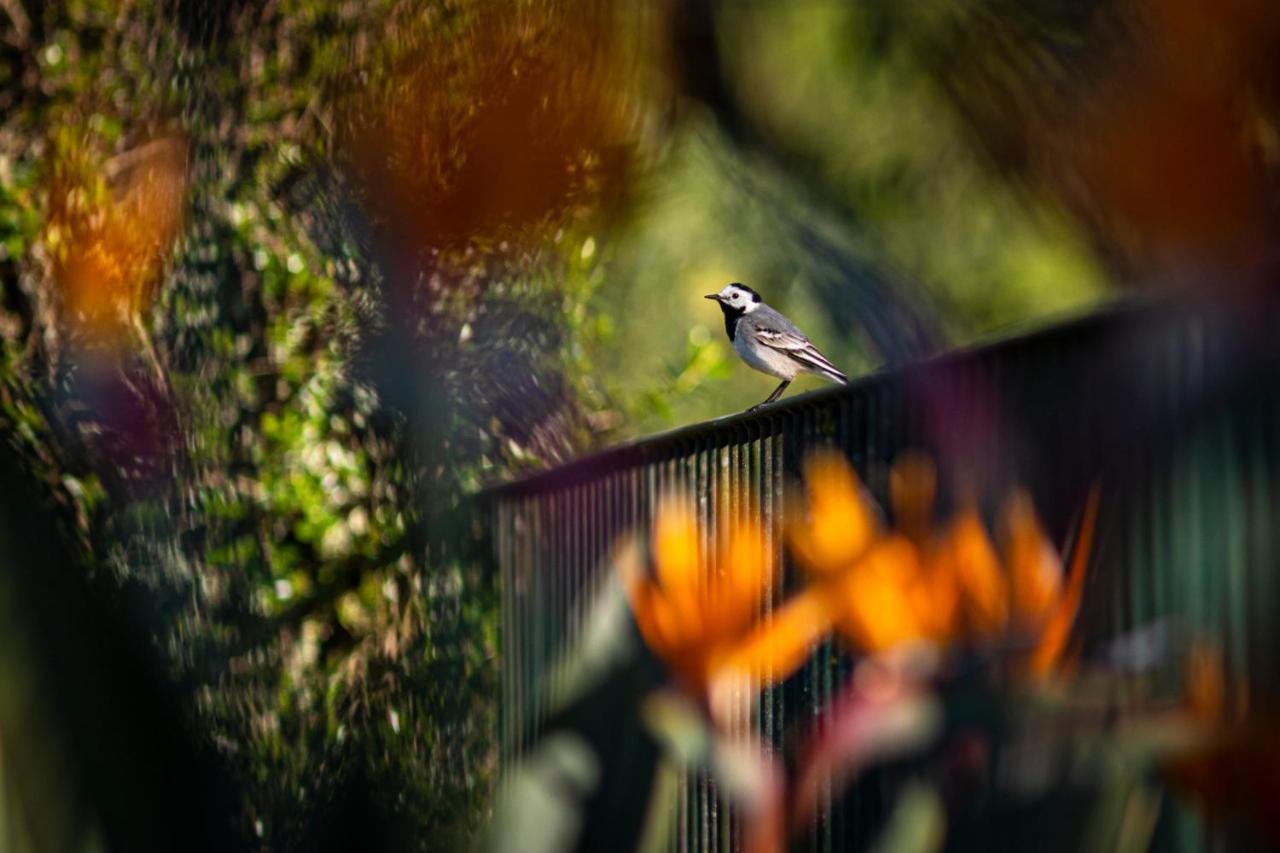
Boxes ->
[43,133,187,346]
[336,3,654,267]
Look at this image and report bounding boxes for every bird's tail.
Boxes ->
[819,366,849,385]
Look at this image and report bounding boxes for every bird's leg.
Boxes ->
[747,380,790,412]
[765,379,791,404]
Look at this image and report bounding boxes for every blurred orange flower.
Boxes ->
[622,452,1099,709]
[788,451,1098,674]
[786,451,961,652]
[618,499,824,704]
[833,534,960,652]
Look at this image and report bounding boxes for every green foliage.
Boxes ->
[0,0,606,845]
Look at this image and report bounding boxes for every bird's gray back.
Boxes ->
[746,303,807,339]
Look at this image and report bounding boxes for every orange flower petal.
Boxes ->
[1026,486,1099,677]
[940,509,1008,636]
[1003,491,1063,627]
[835,536,929,653]
[788,451,879,576]
[909,554,962,642]
[616,540,674,657]
[713,587,831,687]
[652,499,705,642]
[707,518,772,641]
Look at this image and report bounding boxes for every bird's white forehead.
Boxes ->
[718,284,760,311]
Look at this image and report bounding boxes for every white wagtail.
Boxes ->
[706,283,848,411]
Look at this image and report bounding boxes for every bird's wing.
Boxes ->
[754,325,848,383]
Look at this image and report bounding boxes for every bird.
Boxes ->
[706,283,848,411]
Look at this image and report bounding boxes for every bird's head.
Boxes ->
[705,282,762,314]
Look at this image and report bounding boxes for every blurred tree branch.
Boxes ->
[0,0,30,49]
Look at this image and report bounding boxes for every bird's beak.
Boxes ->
[704,294,721,301]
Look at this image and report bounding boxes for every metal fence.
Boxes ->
[484,302,1280,851]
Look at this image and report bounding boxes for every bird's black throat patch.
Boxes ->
[717,302,745,341]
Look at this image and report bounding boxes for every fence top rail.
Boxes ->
[482,300,1146,499]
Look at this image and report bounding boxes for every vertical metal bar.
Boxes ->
[554,486,566,721]
[549,487,561,711]
[577,479,586,676]
[592,475,603,625]
[520,495,531,760]
[523,494,537,757]
[737,427,747,850]
[508,495,519,765]
[541,489,555,731]
[570,479,581,696]
[496,496,509,774]
[694,438,708,853]
[513,495,525,762]
[577,480,587,687]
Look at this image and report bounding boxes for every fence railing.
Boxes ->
[483,301,1280,851]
